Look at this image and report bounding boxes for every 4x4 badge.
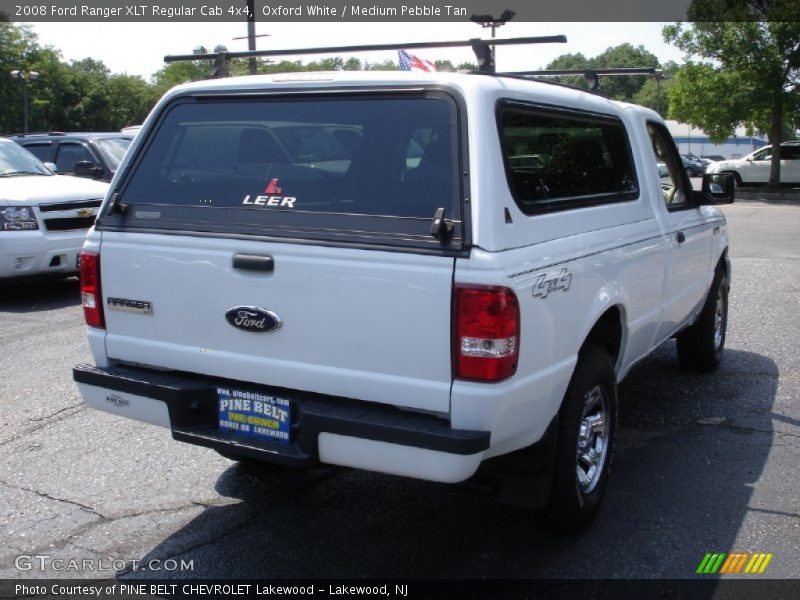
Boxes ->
[532,268,572,299]
[225,307,282,333]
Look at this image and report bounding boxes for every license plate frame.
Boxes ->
[217,387,291,445]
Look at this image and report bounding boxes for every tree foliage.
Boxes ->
[663,0,800,186]
[1,23,157,133]
[543,44,665,110]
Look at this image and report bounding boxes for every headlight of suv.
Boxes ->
[1,207,39,231]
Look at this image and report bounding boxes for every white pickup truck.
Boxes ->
[73,68,734,529]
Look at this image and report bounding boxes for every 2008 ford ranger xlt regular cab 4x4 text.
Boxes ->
[72,62,735,530]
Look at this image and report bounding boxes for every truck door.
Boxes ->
[647,122,714,339]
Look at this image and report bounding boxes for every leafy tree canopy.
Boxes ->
[663,0,800,185]
[543,44,667,111]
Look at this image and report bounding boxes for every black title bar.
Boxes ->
[0,0,699,23]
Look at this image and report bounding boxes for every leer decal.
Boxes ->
[242,178,296,208]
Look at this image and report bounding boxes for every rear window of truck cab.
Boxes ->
[104,92,464,253]
[498,102,639,214]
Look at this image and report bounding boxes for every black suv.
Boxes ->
[8,132,133,182]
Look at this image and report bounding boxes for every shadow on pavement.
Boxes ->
[124,346,777,579]
[735,190,800,205]
[0,276,80,312]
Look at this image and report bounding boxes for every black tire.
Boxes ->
[543,344,618,531]
[676,270,729,372]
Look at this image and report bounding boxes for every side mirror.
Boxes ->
[73,161,103,179]
[43,162,57,172]
[700,172,735,204]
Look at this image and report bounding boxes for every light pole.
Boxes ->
[470,10,516,71]
[10,70,39,133]
[470,9,516,38]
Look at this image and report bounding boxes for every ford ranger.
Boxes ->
[72,58,734,529]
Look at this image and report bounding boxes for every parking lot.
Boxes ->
[1,198,798,580]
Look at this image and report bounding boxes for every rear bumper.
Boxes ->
[73,363,489,483]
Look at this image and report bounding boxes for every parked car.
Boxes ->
[0,138,108,280]
[681,154,707,176]
[8,132,133,182]
[700,155,725,164]
[72,63,734,530]
[707,142,800,186]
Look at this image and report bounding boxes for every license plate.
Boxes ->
[217,387,291,444]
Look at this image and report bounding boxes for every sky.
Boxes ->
[26,21,686,81]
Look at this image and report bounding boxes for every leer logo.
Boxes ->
[264,178,282,194]
[696,552,773,574]
[242,179,296,208]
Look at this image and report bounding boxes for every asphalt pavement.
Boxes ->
[1,198,798,581]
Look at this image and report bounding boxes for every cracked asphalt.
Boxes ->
[1,199,798,580]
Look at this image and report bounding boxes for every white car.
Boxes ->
[707,142,800,185]
[0,138,108,279]
[72,62,735,530]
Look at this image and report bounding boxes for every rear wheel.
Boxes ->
[543,345,618,531]
[677,270,729,372]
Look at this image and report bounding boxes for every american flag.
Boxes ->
[398,50,436,72]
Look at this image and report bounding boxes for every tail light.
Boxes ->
[454,285,520,381]
[80,251,104,329]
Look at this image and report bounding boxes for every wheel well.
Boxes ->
[716,248,729,278]
[582,307,623,365]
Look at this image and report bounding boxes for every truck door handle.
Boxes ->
[675,231,686,244]
[232,253,274,273]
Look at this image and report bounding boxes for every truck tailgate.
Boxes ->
[100,233,455,412]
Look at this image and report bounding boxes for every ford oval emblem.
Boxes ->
[225,306,282,333]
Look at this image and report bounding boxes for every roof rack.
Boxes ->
[505,67,660,93]
[10,131,67,138]
[164,35,567,78]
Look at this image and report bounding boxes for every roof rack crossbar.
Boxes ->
[164,35,567,76]
[510,68,658,77]
[504,67,659,93]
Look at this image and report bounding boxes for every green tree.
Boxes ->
[632,61,679,116]
[150,61,211,97]
[1,23,151,133]
[343,57,362,71]
[544,45,662,103]
[434,60,456,72]
[260,60,305,74]
[305,57,344,71]
[589,44,661,102]
[0,23,44,133]
[543,52,589,89]
[103,75,156,129]
[664,0,800,187]
[365,60,398,71]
